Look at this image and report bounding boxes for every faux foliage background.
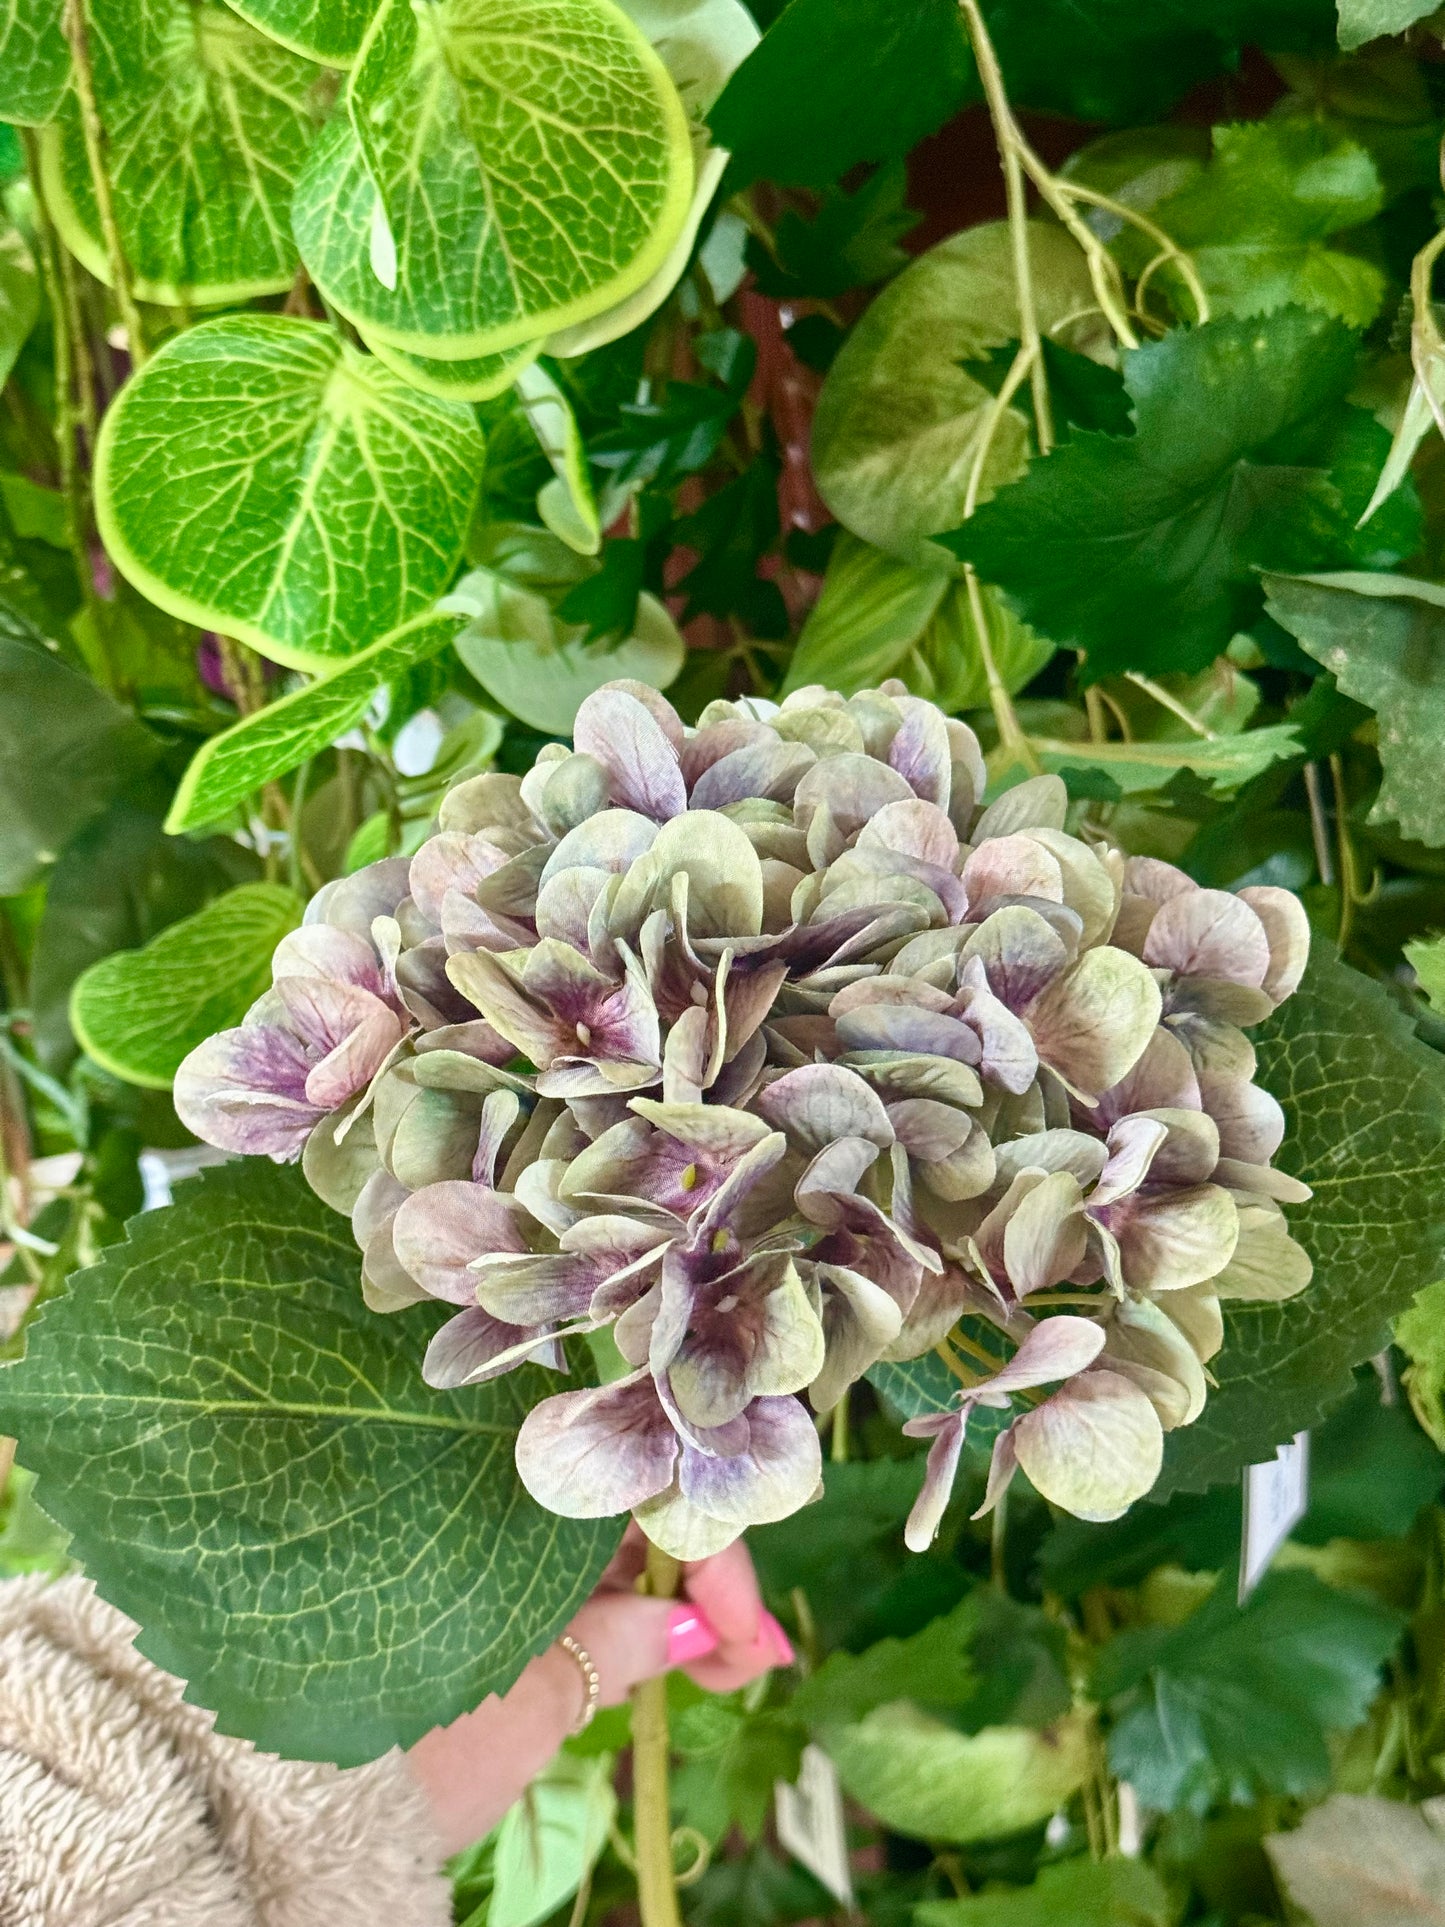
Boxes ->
[4,0,1445,1922]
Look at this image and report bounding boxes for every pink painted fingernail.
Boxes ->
[666,1604,720,1666]
[761,1612,795,1665]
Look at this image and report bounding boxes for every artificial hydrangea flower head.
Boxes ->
[175,679,1311,1560]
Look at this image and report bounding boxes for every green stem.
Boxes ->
[957,0,1052,453]
[1123,671,1214,739]
[964,565,1040,774]
[61,0,147,367]
[632,1541,684,1927]
[831,1388,850,1463]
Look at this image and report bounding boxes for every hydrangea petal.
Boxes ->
[1010,1369,1164,1522]
[516,1372,680,1517]
[1026,948,1162,1100]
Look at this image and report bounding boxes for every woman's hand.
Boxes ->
[407,1526,791,1856]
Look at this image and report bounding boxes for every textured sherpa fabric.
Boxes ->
[0,1573,452,1927]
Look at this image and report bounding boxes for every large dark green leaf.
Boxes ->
[708,0,974,190]
[0,0,68,125]
[0,1160,620,1763]
[0,609,157,896]
[1096,1569,1401,1811]
[947,310,1403,678]
[28,803,259,1072]
[1155,948,1445,1498]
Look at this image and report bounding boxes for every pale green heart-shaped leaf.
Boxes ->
[1028,723,1304,801]
[544,0,757,359]
[70,882,304,1088]
[490,1752,617,1927]
[450,565,683,733]
[363,327,540,401]
[516,361,600,554]
[823,1704,1090,1845]
[1264,570,1445,846]
[1268,1794,1445,1927]
[812,221,1100,568]
[0,0,68,125]
[0,1158,620,1763]
[0,218,40,388]
[167,610,464,834]
[783,533,950,697]
[40,0,327,305]
[95,315,483,670]
[222,0,377,64]
[292,0,694,360]
[916,1858,1171,1927]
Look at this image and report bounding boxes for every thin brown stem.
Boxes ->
[61,0,147,366]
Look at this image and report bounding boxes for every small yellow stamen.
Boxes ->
[711,1228,731,1255]
[574,1021,591,1047]
[680,1163,699,1192]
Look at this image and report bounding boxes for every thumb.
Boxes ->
[563,1591,729,1705]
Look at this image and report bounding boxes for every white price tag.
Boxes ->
[775,1743,853,1907]
[1239,1430,1310,1601]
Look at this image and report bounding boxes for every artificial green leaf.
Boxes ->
[1294,1372,1444,1543]
[490,1752,617,1927]
[95,317,483,671]
[0,0,68,125]
[867,1350,960,1420]
[707,0,973,190]
[222,0,377,64]
[40,0,326,305]
[1268,1794,1445,1927]
[590,329,754,490]
[555,535,646,643]
[749,160,920,300]
[672,455,787,634]
[29,802,260,1071]
[948,310,1365,677]
[0,474,65,548]
[782,534,949,697]
[982,0,1337,126]
[1153,119,1385,326]
[791,1594,980,1728]
[822,1705,1090,1846]
[0,1465,72,1581]
[1156,948,1445,1497]
[292,0,694,360]
[1264,571,1445,846]
[0,606,157,896]
[0,217,39,389]
[70,882,303,1089]
[542,0,760,360]
[166,611,464,832]
[1337,0,1440,48]
[450,564,683,733]
[1396,1277,1445,1451]
[812,222,1100,568]
[516,361,601,555]
[0,1159,620,1763]
[916,1858,1171,1927]
[1097,1569,1401,1812]
[1031,723,1304,801]
[363,330,539,403]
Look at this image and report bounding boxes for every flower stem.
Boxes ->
[632,1540,683,1927]
[61,0,147,367]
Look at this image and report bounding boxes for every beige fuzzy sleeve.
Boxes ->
[0,1573,454,1927]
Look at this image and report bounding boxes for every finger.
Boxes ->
[565,1591,678,1705]
[681,1537,764,1651]
[684,1611,793,1694]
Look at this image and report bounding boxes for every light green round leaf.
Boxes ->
[812,221,1101,569]
[40,0,328,306]
[823,1704,1090,1845]
[0,218,40,389]
[70,882,303,1088]
[292,0,694,360]
[95,315,484,671]
[222,0,377,64]
[0,1158,621,1763]
[363,326,540,402]
[449,563,684,734]
[0,0,68,126]
[491,1753,617,1927]
[545,0,758,359]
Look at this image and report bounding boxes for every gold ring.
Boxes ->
[558,1633,600,1734]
